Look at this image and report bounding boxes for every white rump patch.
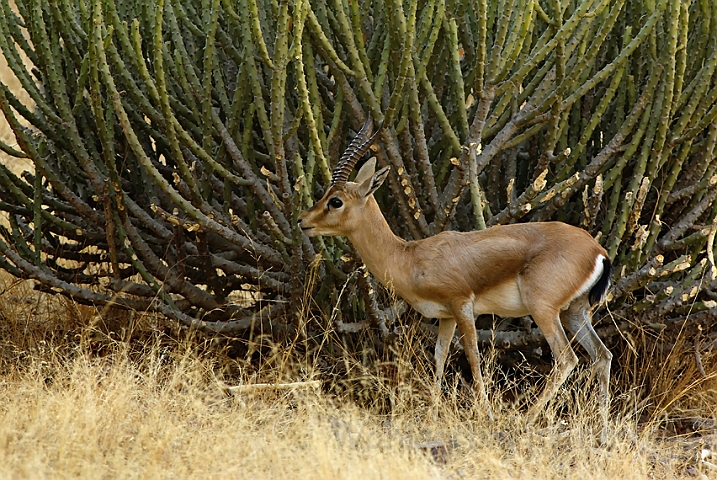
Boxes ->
[571,254,607,302]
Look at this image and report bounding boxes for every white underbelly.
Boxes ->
[411,299,453,318]
[473,280,529,318]
[407,280,529,319]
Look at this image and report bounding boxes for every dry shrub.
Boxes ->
[0,31,32,177]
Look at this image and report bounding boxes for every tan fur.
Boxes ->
[300,160,612,439]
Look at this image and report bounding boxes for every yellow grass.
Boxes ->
[0,353,675,480]
[0,272,715,479]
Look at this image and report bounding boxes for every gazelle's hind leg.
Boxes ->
[524,304,579,426]
[450,300,493,421]
[561,296,612,442]
[434,318,457,391]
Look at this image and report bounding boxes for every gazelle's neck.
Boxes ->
[345,197,408,288]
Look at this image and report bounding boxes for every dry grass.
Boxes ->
[0,272,715,480]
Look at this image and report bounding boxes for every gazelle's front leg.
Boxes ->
[451,301,494,421]
[434,318,457,390]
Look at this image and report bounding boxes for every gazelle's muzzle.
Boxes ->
[298,211,318,236]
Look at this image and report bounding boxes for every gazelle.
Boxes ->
[299,118,613,434]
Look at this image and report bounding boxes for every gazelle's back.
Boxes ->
[406,222,607,303]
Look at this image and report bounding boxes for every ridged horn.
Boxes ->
[331,116,379,185]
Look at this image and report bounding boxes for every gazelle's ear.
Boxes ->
[354,157,377,186]
[358,163,390,198]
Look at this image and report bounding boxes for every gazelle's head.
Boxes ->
[299,118,390,237]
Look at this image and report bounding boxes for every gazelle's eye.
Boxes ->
[328,197,343,209]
